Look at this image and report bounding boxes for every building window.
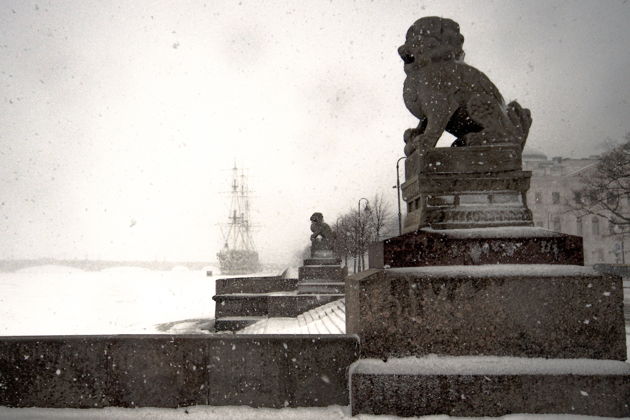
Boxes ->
[534,192,542,203]
[609,220,616,235]
[553,217,561,232]
[574,191,582,203]
[592,217,600,236]
[576,217,583,235]
[552,192,560,204]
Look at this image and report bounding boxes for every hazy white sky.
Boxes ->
[1,0,629,263]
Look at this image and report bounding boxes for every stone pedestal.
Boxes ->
[351,146,627,415]
[402,145,534,233]
[351,357,630,417]
[212,275,341,331]
[369,227,584,268]
[346,266,626,360]
[297,254,347,295]
[347,232,630,417]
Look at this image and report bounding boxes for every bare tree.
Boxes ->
[568,133,630,262]
[570,133,630,228]
[332,214,354,269]
[369,193,393,241]
[330,195,395,273]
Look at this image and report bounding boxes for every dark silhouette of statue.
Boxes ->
[399,16,532,158]
[398,17,534,232]
[310,212,335,254]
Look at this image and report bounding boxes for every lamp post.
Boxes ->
[613,224,626,264]
[357,197,370,272]
[395,156,407,235]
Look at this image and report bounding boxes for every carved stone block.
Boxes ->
[369,227,584,268]
[350,357,630,417]
[402,168,533,232]
[346,266,627,360]
[298,265,345,281]
[404,145,523,179]
[297,260,347,295]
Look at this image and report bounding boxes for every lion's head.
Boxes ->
[310,212,323,224]
[398,17,464,72]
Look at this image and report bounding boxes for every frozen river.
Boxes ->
[0,265,221,336]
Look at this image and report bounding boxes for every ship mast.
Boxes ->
[223,165,256,252]
[217,164,260,274]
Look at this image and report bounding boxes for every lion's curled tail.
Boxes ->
[506,101,532,149]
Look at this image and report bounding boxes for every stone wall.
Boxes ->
[215,276,298,294]
[0,334,359,408]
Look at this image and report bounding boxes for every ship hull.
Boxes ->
[217,249,260,275]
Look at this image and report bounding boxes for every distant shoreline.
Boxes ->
[0,259,215,272]
[0,259,285,273]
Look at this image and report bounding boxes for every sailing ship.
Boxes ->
[217,165,261,274]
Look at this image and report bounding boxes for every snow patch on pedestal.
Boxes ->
[351,355,630,376]
[389,264,605,278]
[423,226,570,239]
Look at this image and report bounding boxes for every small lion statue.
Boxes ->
[310,212,335,251]
[398,17,532,157]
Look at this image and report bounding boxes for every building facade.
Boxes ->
[523,149,626,265]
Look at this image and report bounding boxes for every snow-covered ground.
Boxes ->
[0,265,222,335]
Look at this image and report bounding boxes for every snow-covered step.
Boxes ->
[238,299,345,335]
[214,316,265,331]
[297,281,345,294]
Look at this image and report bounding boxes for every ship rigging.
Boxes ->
[217,165,260,274]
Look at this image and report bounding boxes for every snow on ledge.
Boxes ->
[421,226,570,239]
[388,264,605,278]
[351,355,630,376]
[0,406,625,419]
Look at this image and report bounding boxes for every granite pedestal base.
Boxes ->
[346,266,626,360]
[369,227,583,268]
[350,356,630,417]
[213,270,346,331]
[402,145,534,232]
[297,257,347,295]
[346,263,630,417]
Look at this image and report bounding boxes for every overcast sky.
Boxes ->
[1,0,629,264]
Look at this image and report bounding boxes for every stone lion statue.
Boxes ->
[310,212,335,251]
[399,17,532,157]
